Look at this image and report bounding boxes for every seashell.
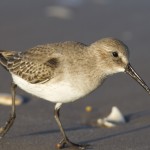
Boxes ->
[97,106,126,128]
[0,93,24,106]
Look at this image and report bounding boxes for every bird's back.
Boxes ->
[0,41,88,84]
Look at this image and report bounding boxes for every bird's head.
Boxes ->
[90,37,150,94]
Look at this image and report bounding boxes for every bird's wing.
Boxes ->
[0,45,62,84]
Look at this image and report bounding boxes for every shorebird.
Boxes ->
[0,37,149,149]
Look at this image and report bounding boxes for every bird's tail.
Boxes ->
[0,50,16,69]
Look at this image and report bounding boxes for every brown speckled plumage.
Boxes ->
[0,42,87,84]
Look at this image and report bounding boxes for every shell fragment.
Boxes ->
[0,93,24,106]
[97,106,126,128]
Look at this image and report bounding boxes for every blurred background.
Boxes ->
[0,0,150,150]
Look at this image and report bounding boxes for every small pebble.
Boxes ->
[85,106,92,112]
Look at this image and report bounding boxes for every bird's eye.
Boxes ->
[112,51,118,57]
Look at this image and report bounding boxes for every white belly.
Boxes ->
[11,73,84,103]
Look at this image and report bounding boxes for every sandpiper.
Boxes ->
[0,37,150,149]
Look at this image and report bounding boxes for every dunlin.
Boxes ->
[0,37,149,149]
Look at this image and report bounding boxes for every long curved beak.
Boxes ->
[125,63,150,95]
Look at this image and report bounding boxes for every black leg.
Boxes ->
[0,82,17,138]
[54,103,88,149]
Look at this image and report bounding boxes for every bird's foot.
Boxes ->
[56,138,89,149]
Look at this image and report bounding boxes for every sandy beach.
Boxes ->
[0,0,150,149]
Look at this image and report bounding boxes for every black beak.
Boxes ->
[125,63,150,95]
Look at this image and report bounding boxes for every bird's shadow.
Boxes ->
[13,109,150,146]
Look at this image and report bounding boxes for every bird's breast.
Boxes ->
[11,73,87,103]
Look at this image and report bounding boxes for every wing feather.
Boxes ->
[1,44,62,84]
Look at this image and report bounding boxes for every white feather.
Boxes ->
[11,73,84,103]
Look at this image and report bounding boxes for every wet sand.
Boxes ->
[0,0,150,150]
